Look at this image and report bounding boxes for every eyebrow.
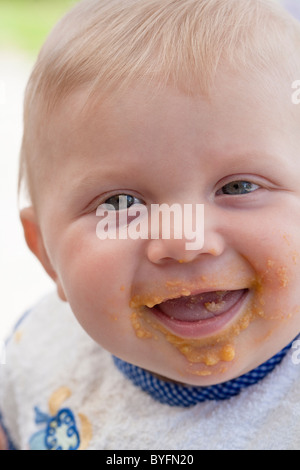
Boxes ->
[211,151,291,181]
[66,166,131,213]
[68,149,289,208]
[72,157,131,189]
[72,172,109,191]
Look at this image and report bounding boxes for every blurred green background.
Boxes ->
[0,0,292,55]
[0,0,77,54]
[0,1,79,343]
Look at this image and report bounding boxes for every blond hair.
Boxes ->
[19,0,300,206]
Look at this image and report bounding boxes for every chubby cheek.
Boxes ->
[243,229,300,322]
[227,226,300,356]
[228,228,300,376]
[52,223,140,349]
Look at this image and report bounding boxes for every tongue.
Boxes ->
[156,290,245,322]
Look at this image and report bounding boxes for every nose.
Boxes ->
[146,204,226,265]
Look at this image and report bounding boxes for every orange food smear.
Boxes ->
[130,259,291,374]
[131,312,153,339]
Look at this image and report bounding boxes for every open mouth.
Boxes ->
[145,288,249,338]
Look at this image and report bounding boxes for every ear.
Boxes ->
[20,207,67,302]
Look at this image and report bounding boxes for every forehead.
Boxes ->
[31,65,300,224]
[47,66,299,154]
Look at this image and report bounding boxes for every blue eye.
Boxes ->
[217,181,260,196]
[101,194,144,211]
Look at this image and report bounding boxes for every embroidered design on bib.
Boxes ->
[29,386,92,450]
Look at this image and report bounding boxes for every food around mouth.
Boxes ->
[129,260,292,377]
[130,288,254,374]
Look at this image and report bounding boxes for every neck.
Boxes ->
[113,339,295,407]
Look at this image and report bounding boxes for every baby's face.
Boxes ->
[33,68,300,385]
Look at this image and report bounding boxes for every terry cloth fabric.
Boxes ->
[1,291,300,450]
[112,341,294,407]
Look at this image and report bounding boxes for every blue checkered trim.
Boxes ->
[113,341,294,407]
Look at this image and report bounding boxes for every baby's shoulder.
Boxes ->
[1,292,109,450]
[7,291,75,343]
[5,291,101,375]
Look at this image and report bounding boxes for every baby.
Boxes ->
[1,0,300,450]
